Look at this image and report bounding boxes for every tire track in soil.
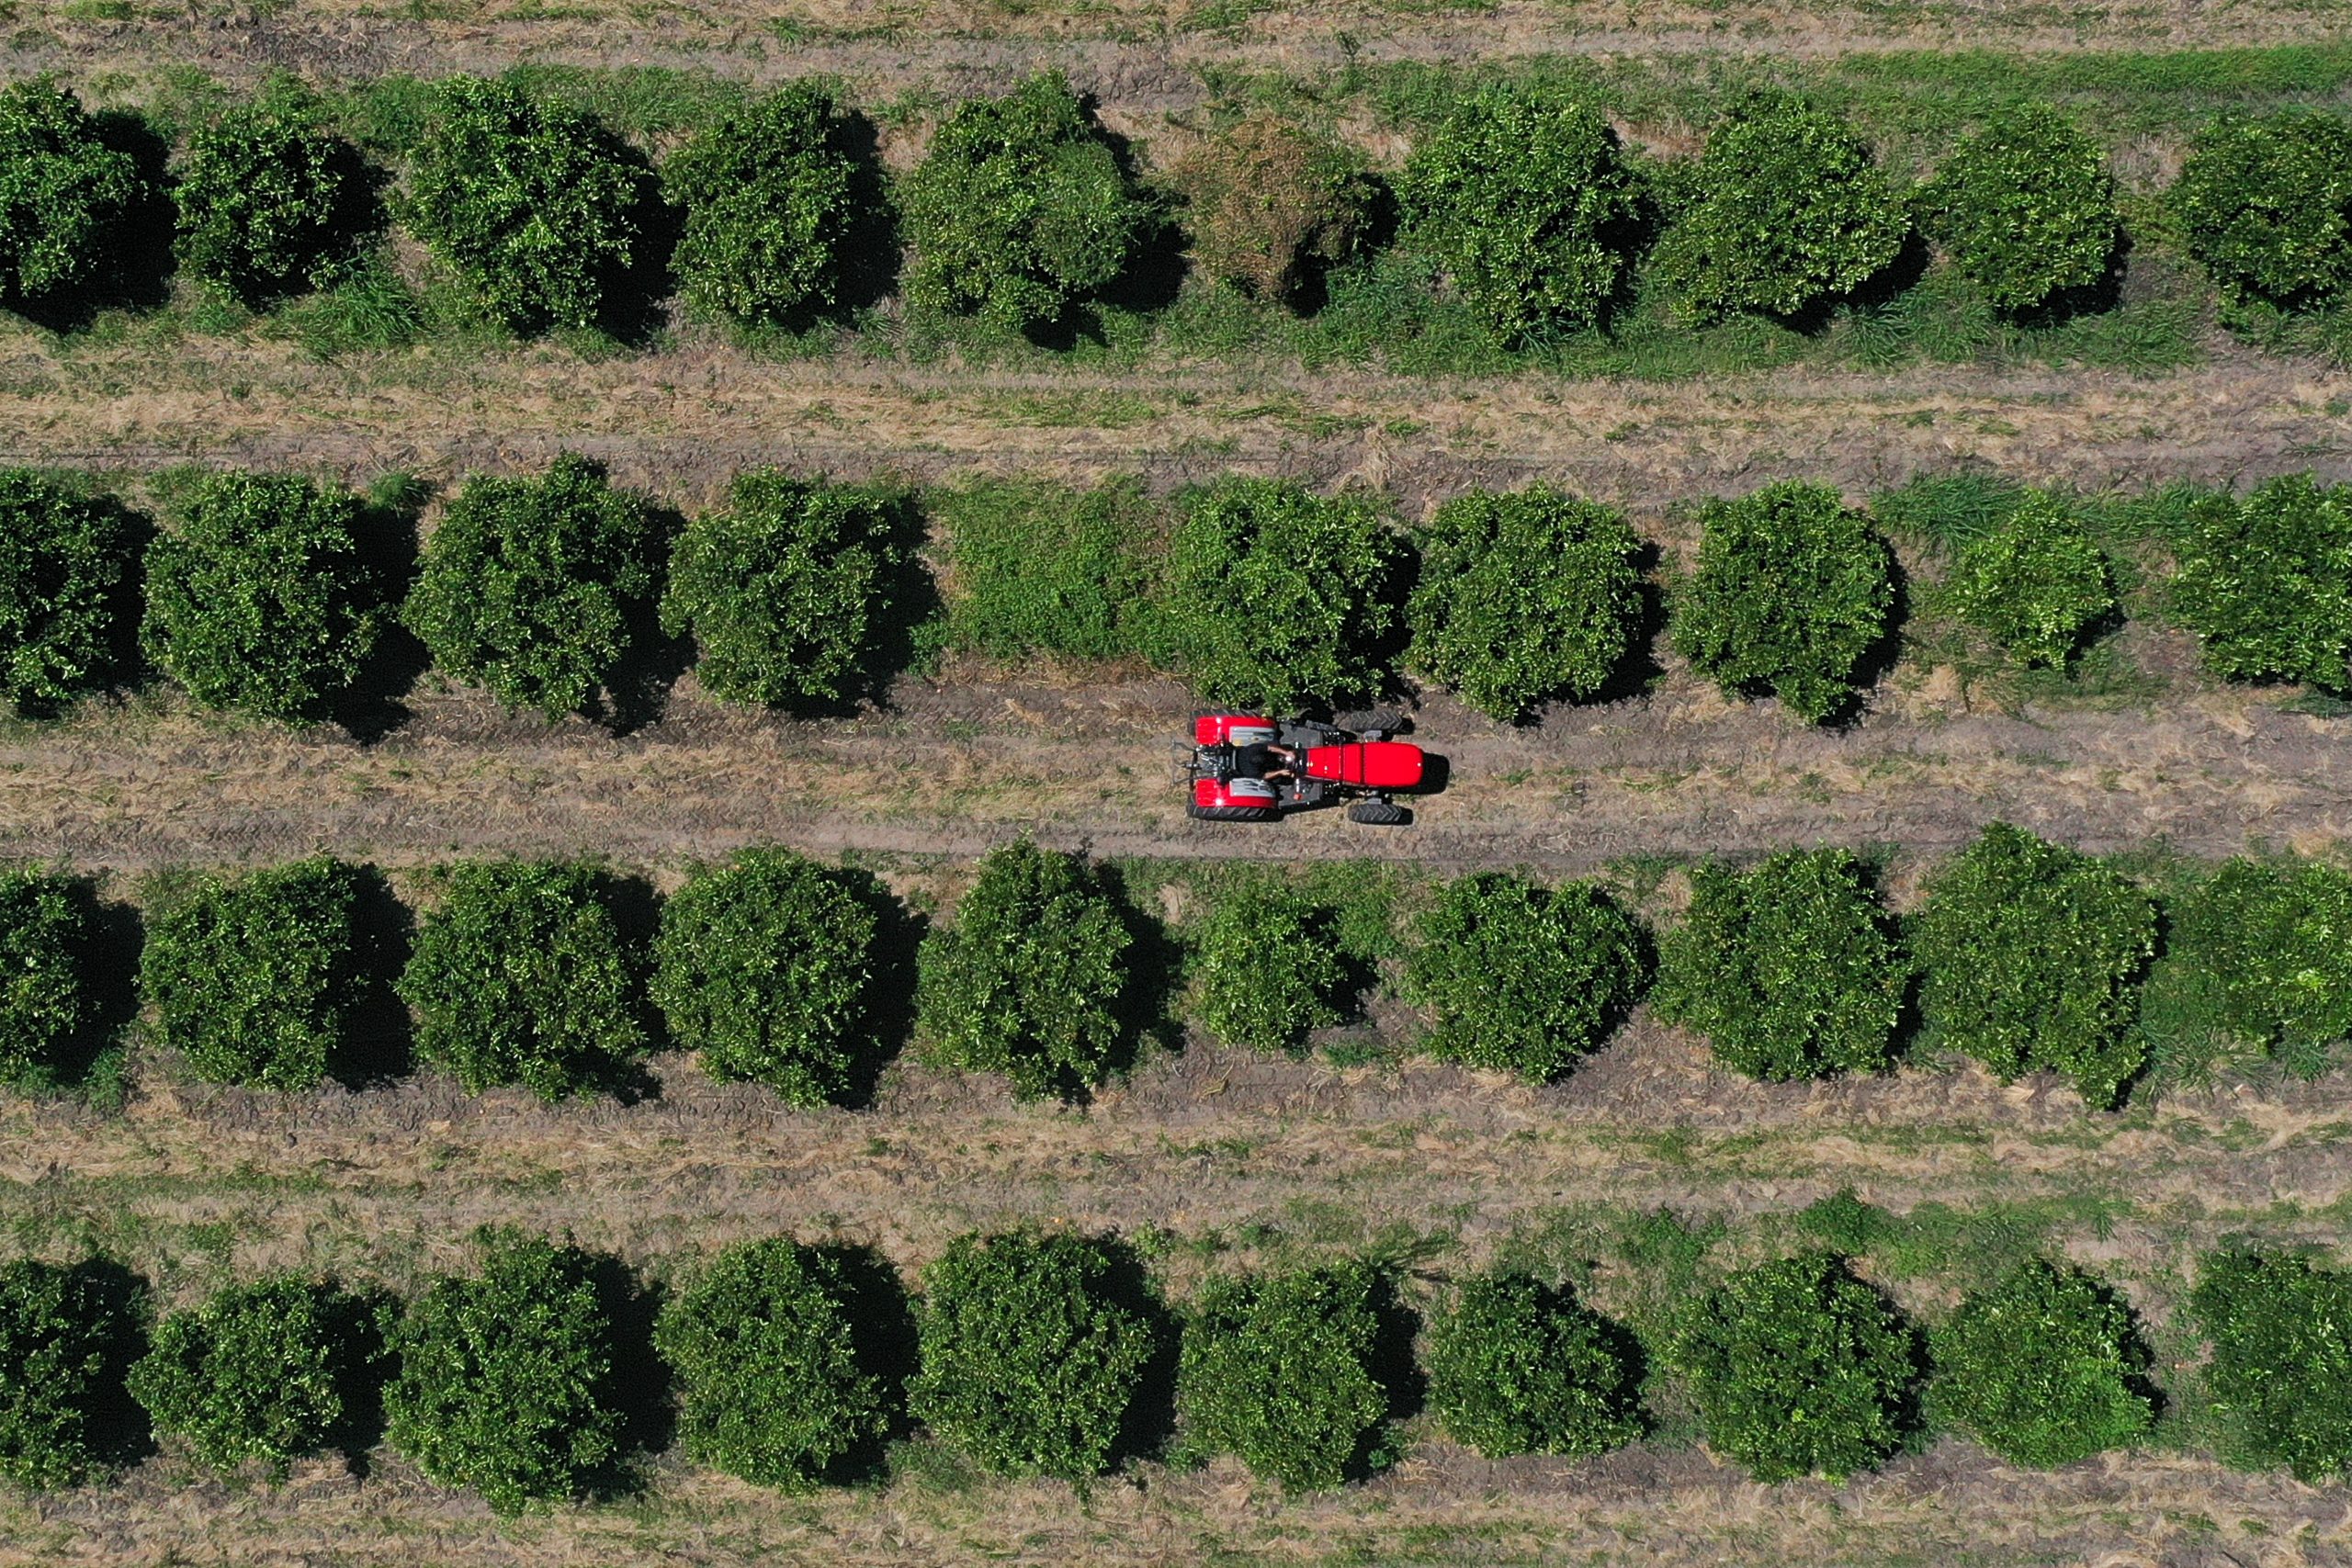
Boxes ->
[26,2,2352,110]
[6,670,2347,874]
[3,344,2348,512]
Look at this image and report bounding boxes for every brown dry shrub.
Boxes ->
[1175,116,1374,309]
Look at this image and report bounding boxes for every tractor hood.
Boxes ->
[1306,741,1424,790]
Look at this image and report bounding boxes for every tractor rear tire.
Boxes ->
[1336,706,1407,737]
[1189,803,1277,823]
[1347,800,1409,826]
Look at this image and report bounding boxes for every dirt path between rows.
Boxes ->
[6,654,2347,874]
[8,331,2349,509]
[28,0,2352,112]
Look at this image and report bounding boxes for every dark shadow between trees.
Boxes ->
[53,879,144,1097]
[585,1249,671,1501]
[1357,1271,1425,1483]
[832,867,923,1111]
[329,475,432,745]
[1094,860,1187,1077]
[77,1256,156,1472]
[592,146,677,350]
[596,502,692,737]
[817,1242,922,1484]
[325,1282,401,1478]
[1102,1235,1183,1472]
[334,864,414,1090]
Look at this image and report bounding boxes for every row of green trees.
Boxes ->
[9,829,2346,1109]
[5,1228,2347,1506]
[6,456,2346,727]
[4,71,2347,342]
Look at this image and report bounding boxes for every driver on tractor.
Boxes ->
[1235,740,1299,784]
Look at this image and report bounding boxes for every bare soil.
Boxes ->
[9,329,2346,506]
[6,657,2349,873]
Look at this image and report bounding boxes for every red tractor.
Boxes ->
[1184,713,1427,825]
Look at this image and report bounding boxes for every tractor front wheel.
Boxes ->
[1346,799,1408,826]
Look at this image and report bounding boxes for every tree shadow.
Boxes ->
[1355,1271,1424,1482]
[74,1256,155,1472]
[324,1281,401,1478]
[2092,1267,2167,1424]
[1094,861,1188,1075]
[595,502,692,737]
[830,866,923,1111]
[333,864,414,1089]
[816,1242,923,1483]
[329,475,432,745]
[1100,1235,1182,1471]
[2008,229,2130,330]
[591,145,677,349]
[7,112,176,332]
[1809,542,1910,731]
[42,879,145,1096]
[1573,545,1670,712]
[1831,228,1934,325]
[583,1249,671,1500]
[594,869,668,1094]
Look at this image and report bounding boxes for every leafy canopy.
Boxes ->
[1179,1263,1393,1491]
[1912,823,2155,1109]
[1424,1271,1640,1460]
[650,848,878,1108]
[1405,872,1648,1084]
[404,454,664,719]
[397,859,648,1100]
[139,855,367,1090]
[1189,878,1350,1055]
[1663,92,1909,321]
[175,84,377,304]
[0,469,136,710]
[901,73,1144,333]
[2169,474,2352,693]
[1406,483,1643,721]
[141,469,384,722]
[1153,477,1405,713]
[1929,1256,2152,1468]
[383,1232,626,1512]
[1397,85,1642,340]
[1653,849,1905,1082]
[661,470,920,710]
[404,76,647,333]
[1943,491,2116,667]
[0,81,141,303]
[2165,856,2352,1071]
[129,1275,383,1478]
[910,1230,1159,1480]
[1178,114,1372,309]
[1917,104,2119,313]
[917,841,1133,1101]
[2172,111,2352,307]
[663,82,871,330]
[0,1257,145,1490]
[0,870,96,1086]
[937,476,1164,661]
[2191,1248,2352,1482]
[1671,480,1893,724]
[656,1239,896,1491]
[1670,1252,1917,1483]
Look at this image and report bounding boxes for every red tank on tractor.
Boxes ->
[1183,713,1427,825]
